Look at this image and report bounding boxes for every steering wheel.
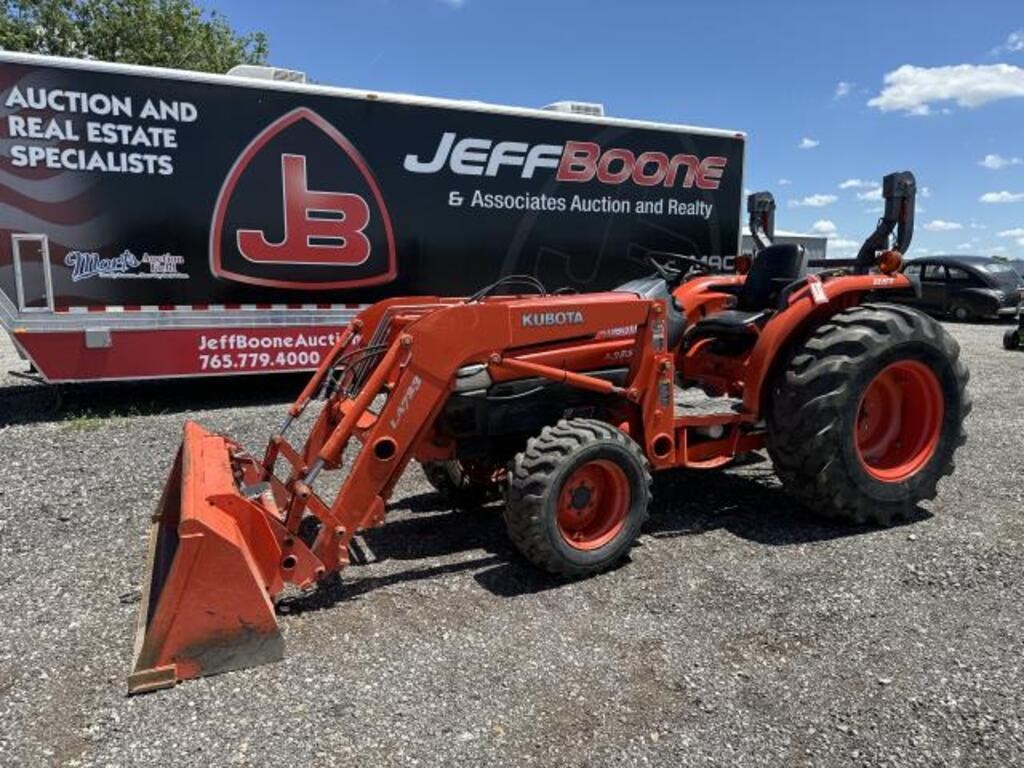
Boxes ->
[646,252,711,286]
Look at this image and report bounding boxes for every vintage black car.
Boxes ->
[900,255,1022,321]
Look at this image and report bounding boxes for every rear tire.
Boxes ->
[421,460,500,508]
[767,303,970,525]
[505,419,651,577]
[1004,328,1020,350]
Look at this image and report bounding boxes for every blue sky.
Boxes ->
[209,0,1024,259]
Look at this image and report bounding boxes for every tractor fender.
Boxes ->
[743,273,914,416]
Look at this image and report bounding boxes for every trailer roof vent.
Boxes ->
[542,100,606,117]
[227,65,308,84]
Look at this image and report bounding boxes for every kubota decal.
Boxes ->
[210,107,397,290]
[403,131,728,190]
[521,310,585,327]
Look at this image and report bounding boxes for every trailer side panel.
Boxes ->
[0,55,744,381]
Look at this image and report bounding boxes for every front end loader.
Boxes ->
[129,171,970,693]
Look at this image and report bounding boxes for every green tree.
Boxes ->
[0,0,268,73]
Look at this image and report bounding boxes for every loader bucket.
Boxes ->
[128,421,285,694]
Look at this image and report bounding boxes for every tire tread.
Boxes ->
[767,303,969,525]
[505,418,652,577]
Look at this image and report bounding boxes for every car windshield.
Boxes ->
[979,262,1015,275]
[977,261,1022,288]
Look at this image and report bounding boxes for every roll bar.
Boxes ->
[854,171,917,274]
[747,191,776,253]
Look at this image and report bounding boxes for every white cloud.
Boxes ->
[993,30,1024,55]
[798,137,820,149]
[839,178,875,190]
[956,242,976,250]
[789,194,837,208]
[980,191,1024,203]
[834,81,853,100]
[857,186,883,201]
[921,186,933,198]
[923,219,963,231]
[980,153,1022,169]
[811,219,837,234]
[868,63,1024,114]
[777,178,792,186]
[995,234,1024,248]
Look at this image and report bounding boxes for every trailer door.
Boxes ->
[11,234,54,312]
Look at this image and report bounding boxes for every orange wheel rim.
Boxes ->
[855,360,944,483]
[557,459,630,551]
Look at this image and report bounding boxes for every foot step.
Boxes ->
[673,386,743,417]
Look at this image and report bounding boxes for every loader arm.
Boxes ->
[269,292,657,571]
[131,291,660,692]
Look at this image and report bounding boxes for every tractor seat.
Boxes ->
[688,244,806,344]
[690,309,768,337]
[613,274,686,348]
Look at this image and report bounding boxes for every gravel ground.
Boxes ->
[0,320,1022,767]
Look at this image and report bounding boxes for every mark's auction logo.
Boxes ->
[210,107,397,290]
[65,249,189,281]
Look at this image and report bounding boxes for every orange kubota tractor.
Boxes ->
[129,171,969,693]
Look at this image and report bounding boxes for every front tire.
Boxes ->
[767,303,970,525]
[1004,328,1020,350]
[505,419,651,577]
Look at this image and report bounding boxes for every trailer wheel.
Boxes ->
[421,460,501,508]
[505,419,651,577]
[1003,328,1020,350]
[767,303,970,526]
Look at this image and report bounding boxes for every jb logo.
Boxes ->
[210,107,397,290]
[237,154,371,266]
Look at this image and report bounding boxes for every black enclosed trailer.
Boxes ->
[0,52,745,381]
